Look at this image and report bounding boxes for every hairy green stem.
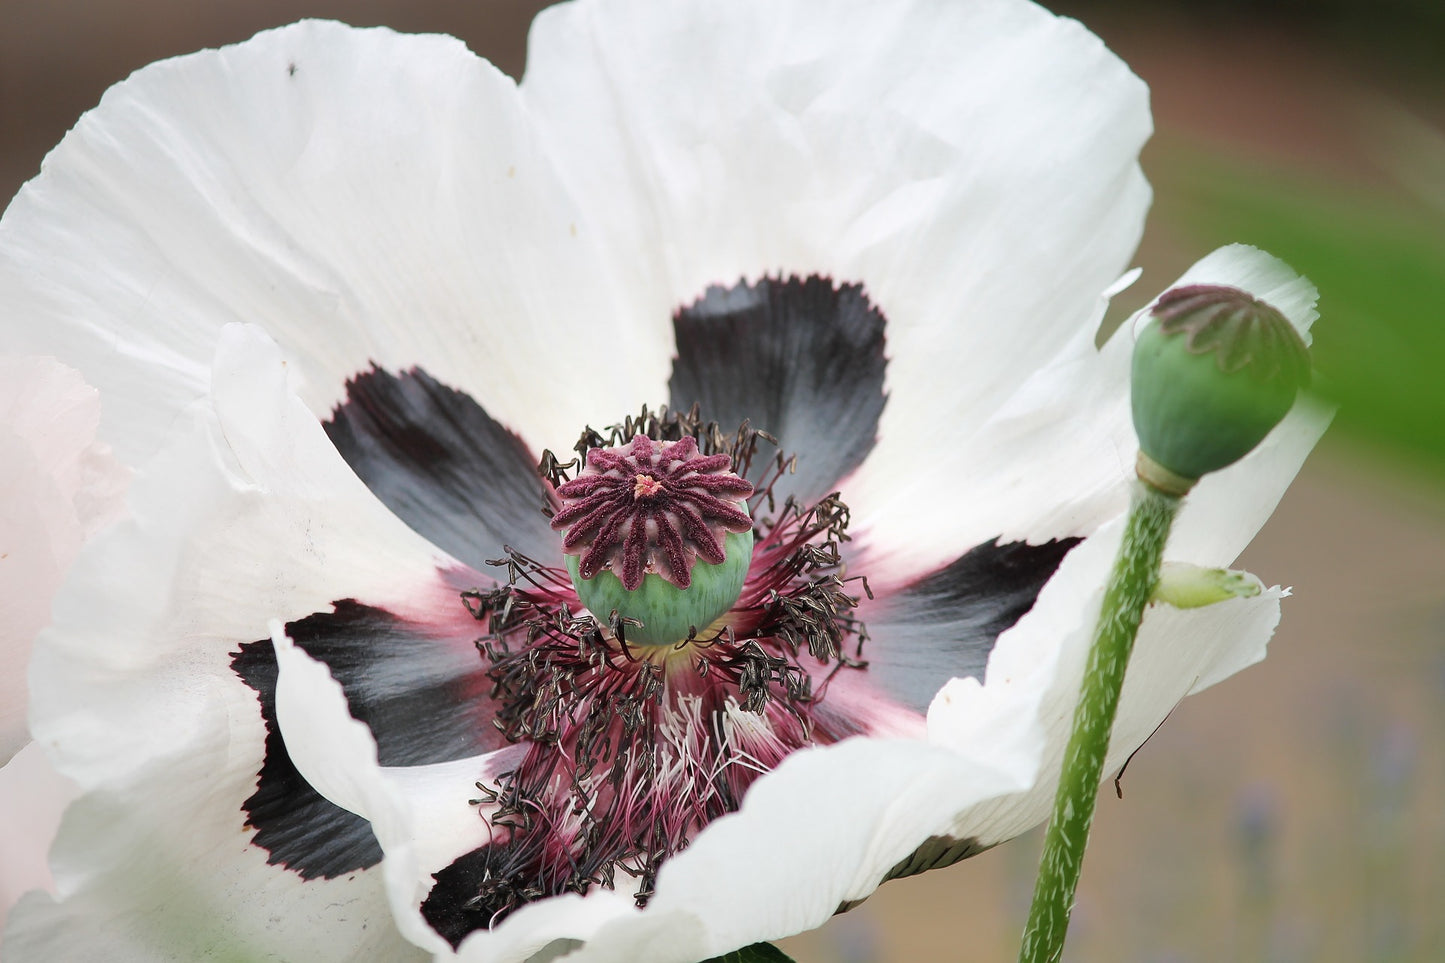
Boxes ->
[1018,478,1181,963]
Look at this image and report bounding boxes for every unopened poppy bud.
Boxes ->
[1131,284,1311,494]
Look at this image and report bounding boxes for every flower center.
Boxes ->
[425,408,873,939]
[551,431,756,646]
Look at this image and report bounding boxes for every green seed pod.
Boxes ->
[568,529,754,645]
[1131,285,1311,493]
[550,433,757,646]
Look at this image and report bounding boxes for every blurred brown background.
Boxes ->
[4,1,1443,960]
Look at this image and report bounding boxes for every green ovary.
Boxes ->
[567,529,755,646]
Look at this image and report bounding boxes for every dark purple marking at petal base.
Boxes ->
[420,845,512,949]
[232,637,382,878]
[669,275,887,505]
[326,367,557,571]
[231,599,506,878]
[864,538,1081,711]
[285,599,506,766]
[885,834,989,880]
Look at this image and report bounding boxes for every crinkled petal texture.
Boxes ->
[0,20,668,466]
[522,0,1156,577]
[276,252,1326,963]
[3,328,448,960]
[0,1,1328,961]
[0,357,126,763]
[0,356,123,935]
[0,745,79,937]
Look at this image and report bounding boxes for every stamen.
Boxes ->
[429,409,874,940]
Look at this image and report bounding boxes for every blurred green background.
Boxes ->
[3,1,1441,960]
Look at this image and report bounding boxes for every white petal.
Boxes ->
[1170,397,1332,568]
[9,327,454,959]
[853,244,1326,587]
[270,627,449,956]
[902,248,1324,852]
[278,621,1044,963]
[0,357,126,761]
[276,632,625,963]
[271,629,632,963]
[666,246,1317,952]
[525,0,1150,499]
[0,435,74,763]
[852,298,1137,590]
[558,509,1284,963]
[0,743,78,935]
[928,511,1288,848]
[0,356,126,532]
[0,21,668,467]
[1127,242,1319,343]
[4,778,422,962]
[561,734,1039,963]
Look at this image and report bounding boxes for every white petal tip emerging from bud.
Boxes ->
[1151,561,1264,610]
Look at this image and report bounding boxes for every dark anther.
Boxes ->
[439,407,874,931]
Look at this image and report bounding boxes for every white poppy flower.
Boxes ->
[0,1,1328,960]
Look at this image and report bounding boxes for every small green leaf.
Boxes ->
[700,943,798,963]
